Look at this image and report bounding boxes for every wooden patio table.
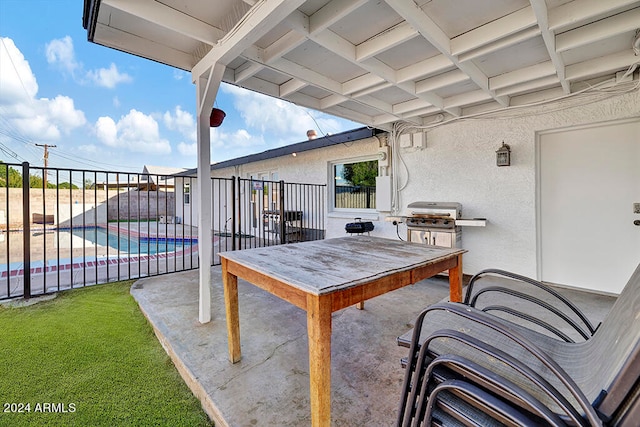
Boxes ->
[219,236,466,427]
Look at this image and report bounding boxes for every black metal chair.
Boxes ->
[397,263,640,427]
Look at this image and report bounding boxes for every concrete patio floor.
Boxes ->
[131,266,616,426]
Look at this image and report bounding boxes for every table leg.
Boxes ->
[307,294,332,427]
[448,253,463,303]
[222,259,242,363]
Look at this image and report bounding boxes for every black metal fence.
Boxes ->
[0,162,326,300]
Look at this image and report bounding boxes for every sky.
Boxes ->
[0,0,359,174]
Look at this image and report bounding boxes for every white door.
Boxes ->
[538,119,640,294]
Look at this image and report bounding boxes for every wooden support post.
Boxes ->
[222,259,242,363]
[448,253,464,302]
[307,294,332,427]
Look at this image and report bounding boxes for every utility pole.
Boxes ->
[35,143,56,188]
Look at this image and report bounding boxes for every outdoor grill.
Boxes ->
[403,202,486,248]
[405,202,462,247]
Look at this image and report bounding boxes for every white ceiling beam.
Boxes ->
[280,78,307,97]
[356,22,418,62]
[556,8,640,53]
[457,27,540,63]
[383,0,451,53]
[192,0,304,80]
[415,70,469,94]
[320,94,349,109]
[287,4,448,117]
[101,0,224,45]
[328,104,377,127]
[234,61,264,83]
[310,28,447,113]
[393,98,430,115]
[529,0,570,93]
[285,90,375,125]
[242,52,397,117]
[373,113,417,127]
[548,0,640,32]
[489,61,557,90]
[309,0,369,34]
[385,0,510,107]
[451,7,537,56]
[281,90,320,109]
[565,50,639,81]
[444,90,493,109]
[263,29,307,63]
[397,55,454,83]
[494,75,559,97]
[343,74,387,95]
[257,55,343,93]
[356,95,393,114]
[235,75,281,98]
[350,82,393,98]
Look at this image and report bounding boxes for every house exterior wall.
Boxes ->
[188,90,640,283]
[396,90,640,278]
[210,135,385,236]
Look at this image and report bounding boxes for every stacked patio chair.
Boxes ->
[396,269,599,365]
[463,269,599,342]
[396,263,640,426]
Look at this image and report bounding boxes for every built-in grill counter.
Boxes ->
[396,202,486,248]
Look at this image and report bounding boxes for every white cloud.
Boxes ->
[45,36,132,89]
[177,141,197,157]
[47,95,86,130]
[164,106,196,142]
[86,63,132,89]
[94,109,172,154]
[45,36,79,76]
[221,83,349,145]
[0,37,38,103]
[0,37,86,143]
[173,69,188,80]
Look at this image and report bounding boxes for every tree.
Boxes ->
[0,163,23,187]
[58,182,80,190]
[343,160,378,187]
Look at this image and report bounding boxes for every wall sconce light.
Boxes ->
[496,141,511,166]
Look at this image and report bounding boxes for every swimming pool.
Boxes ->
[69,227,195,255]
[0,226,196,272]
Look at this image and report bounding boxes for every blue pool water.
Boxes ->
[70,227,194,255]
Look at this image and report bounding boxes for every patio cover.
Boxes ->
[83,0,640,322]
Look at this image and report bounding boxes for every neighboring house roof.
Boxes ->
[176,127,381,177]
[142,165,187,184]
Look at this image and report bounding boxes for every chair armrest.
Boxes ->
[464,269,597,340]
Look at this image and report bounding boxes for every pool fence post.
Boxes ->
[22,162,31,299]
[279,180,286,244]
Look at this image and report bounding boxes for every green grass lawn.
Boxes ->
[0,282,212,427]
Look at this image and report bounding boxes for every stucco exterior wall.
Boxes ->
[193,90,640,280]
[395,90,640,277]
